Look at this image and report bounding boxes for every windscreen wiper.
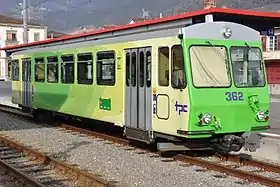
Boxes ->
[245,42,251,50]
[205,40,229,63]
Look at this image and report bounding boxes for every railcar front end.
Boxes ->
[170,21,270,152]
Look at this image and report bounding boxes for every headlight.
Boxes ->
[256,111,265,120]
[203,113,212,124]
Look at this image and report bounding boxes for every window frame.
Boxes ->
[77,52,93,85]
[229,46,266,88]
[22,58,31,82]
[61,54,75,84]
[158,46,170,87]
[10,59,19,81]
[171,45,187,89]
[46,56,59,83]
[126,52,130,87]
[34,32,40,42]
[139,50,145,87]
[146,50,152,88]
[188,44,232,89]
[34,57,45,83]
[6,30,17,42]
[96,50,116,86]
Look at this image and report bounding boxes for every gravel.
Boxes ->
[0,112,268,187]
[0,170,24,187]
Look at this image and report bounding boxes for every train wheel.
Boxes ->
[31,109,38,119]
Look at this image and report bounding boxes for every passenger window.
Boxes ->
[10,59,19,81]
[146,51,151,88]
[47,56,58,83]
[171,45,186,89]
[77,53,93,85]
[35,57,45,82]
[96,51,115,86]
[126,52,130,86]
[158,47,169,86]
[61,55,74,84]
[131,52,136,87]
[139,51,144,87]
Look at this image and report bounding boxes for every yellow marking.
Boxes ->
[152,88,157,94]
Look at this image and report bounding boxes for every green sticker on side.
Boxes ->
[99,98,111,111]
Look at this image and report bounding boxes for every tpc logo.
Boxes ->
[175,101,188,115]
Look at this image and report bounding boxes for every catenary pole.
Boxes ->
[23,0,28,43]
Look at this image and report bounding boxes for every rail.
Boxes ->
[0,135,118,187]
[0,158,44,187]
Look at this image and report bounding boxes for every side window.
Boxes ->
[47,56,58,83]
[131,52,136,87]
[96,51,115,86]
[158,47,169,86]
[61,55,74,84]
[146,51,151,88]
[35,57,45,82]
[10,59,19,81]
[126,52,130,86]
[139,51,144,87]
[77,53,93,85]
[171,45,186,89]
[22,58,31,81]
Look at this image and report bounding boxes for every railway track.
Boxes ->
[0,153,45,187]
[0,106,121,187]
[0,104,280,186]
[0,135,119,187]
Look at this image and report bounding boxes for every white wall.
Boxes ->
[0,24,47,81]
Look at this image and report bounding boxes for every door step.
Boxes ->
[157,142,213,152]
[123,126,154,144]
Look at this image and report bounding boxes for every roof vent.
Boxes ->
[205,14,214,23]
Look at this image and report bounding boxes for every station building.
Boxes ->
[0,15,48,81]
[1,7,280,95]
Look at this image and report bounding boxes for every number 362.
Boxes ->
[225,92,244,101]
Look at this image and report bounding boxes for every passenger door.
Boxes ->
[22,58,33,108]
[125,47,152,132]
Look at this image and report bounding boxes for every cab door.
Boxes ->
[155,45,190,136]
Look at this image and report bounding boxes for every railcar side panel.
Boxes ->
[10,36,191,140]
[151,38,191,137]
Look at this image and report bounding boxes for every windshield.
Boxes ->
[230,46,265,87]
[189,45,231,88]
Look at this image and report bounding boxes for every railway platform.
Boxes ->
[0,96,20,108]
[237,136,280,163]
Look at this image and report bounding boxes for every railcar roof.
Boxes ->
[2,7,280,52]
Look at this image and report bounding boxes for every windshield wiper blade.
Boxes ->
[206,40,213,46]
[205,40,229,63]
[245,42,251,50]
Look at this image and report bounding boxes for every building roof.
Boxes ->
[0,14,44,26]
[2,7,280,51]
[128,17,146,24]
[47,30,68,38]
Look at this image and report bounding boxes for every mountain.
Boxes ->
[1,0,280,33]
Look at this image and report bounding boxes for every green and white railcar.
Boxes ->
[8,18,269,152]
